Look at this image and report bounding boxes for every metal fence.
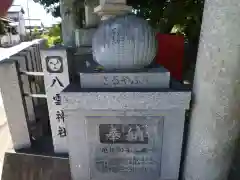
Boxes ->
[0,39,49,150]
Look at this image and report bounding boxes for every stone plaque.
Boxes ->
[80,72,170,88]
[86,116,164,180]
[99,124,149,144]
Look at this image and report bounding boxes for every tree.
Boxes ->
[41,24,62,47]
[128,0,204,42]
[38,0,204,42]
[0,21,6,47]
[0,21,6,35]
[38,0,60,17]
[38,0,204,80]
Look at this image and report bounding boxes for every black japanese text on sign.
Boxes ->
[53,94,61,105]
[56,110,65,123]
[58,126,67,138]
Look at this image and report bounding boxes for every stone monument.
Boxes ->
[61,0,191,180]
[41,48,70,153]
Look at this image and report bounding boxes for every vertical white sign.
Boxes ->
[41,49,70,153]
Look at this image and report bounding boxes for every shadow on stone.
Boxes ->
[1,152,71,180]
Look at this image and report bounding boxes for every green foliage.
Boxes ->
[38,0,204,43]
[41,24,62,47]
[48,24,61,36]
[32,27,42,39]
[128,0,205,42]
[42,34,61,47]
[38,0,84,28]
[38,0,60,17]
[0,21,6,35]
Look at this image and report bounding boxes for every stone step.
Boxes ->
[1,152,70,180]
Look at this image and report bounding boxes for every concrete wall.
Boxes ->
[0,39,45,151]
[1,33,20,47]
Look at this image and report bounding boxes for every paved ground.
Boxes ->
[0,94,13,178]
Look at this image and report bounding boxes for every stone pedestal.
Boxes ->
[61,2,190,179]
[62,76,191,180]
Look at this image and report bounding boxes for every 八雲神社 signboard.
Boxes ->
[41,49,69,153]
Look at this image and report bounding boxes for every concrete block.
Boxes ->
[62,90,191,180]
[0,62,31,150]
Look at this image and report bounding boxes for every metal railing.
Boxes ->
[0,39,48,150]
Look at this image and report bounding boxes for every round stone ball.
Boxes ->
[92,14,157,70]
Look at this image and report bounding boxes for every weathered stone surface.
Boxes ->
[0,62,31,150]
[1,152,71,180]
[62,89,191,180]
[183,0,240,179]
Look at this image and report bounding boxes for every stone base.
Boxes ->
[62,87,191,180]
[80,68,170,89]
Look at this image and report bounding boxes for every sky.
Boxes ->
[14,0,61,26]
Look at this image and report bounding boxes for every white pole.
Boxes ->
[26,0,31,39]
